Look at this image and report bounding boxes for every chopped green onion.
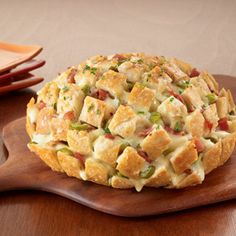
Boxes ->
[104,127,111,134]
[127,81,134,91]
[62,86,69,92]
[87,104,94,112]
[206,93,216,104]
[137,111,145,115]
[109,65,118,72]
[174,122,181,132]
[178,80,190,89]
[119,142,130,153]
[81,84,90,95]
[117,172,128,179]
[90,67,97,75]
[136,59,143,64]
[178,89,184,94]
[57,148,73,156]
[150,112,161,124]
[140,165,155,179]
[70,123,88,131]
[170,97,174,102]
[29,141,37,144]
[96,109,101,115]
[53,103,57,111]
[83,65,90,73]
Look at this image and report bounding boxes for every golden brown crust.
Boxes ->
[36,107,55,134]
[146,166,171,187]
[176,171,203,188]
[67,130,92,155]
[28,143,63,172]
[170,141,198,174]
[94,136,121,167]
[85,158,110,185]
[110,176,134,189]
[26,97,36,139]
[220,133,236,166]
[116,147,145,179]
[140,128,171,160]
[128,83,155,111]
[57,151,82,179]
[108,105,136,138]
[50,118,69,141]
[203,141,222,174]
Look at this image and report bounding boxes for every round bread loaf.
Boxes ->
[26,53,236,191]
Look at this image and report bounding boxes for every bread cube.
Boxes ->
[216,97,228,119]
[37,81,59,106]
[157,96,187,127]
[57,84,85,118]
[116,147,145,178]
[36,107,55,135]
[170,141,198,174]
[79,96,107,128]
[182,86,204,110]
[140,127,171,160]
[50,118,69,141]
[57,151,82,179]
[108,105,137,138]
[203,104,219,131]
[93,136,121,167]
[96,70,126,97]
[163,62,189,82]
[85,158,110,185]
[67,129,92,155]
[185,109,205,137]
[128,83,155,111]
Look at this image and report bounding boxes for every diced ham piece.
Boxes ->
[67,68,77,83]
[194,138,205,153]
[137,150,152,163]
[74,152,85,167]
[190,68,200,78]
[168,90,185,104]
[63,111,75,121]
[218,117,229,131]
[204,119,213,131]
[138,127,153,137]
[38,101,46,110]
[104,133,115,140]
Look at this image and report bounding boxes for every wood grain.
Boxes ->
[1,75,236,218]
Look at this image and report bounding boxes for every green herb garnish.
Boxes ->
[96,109,101,115]
[140,165,155,179]
[137,111,145,115]
[62,86,69,92]
[87,104,94,112]
[170,97,174,102]
[137,59,143,64]
[174,122,181,132]
[117,172,128,179]
[104,127,111,134]
[53,103,57,111]
[81,84,90,95]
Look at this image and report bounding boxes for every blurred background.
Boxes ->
[1,0,236,90]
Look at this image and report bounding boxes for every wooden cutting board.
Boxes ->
[1,118,236,217]
[1,75,236,217]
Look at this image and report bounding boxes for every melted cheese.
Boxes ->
[28,107,38,123]
[32,133,53,146]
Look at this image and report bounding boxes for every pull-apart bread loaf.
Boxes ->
[26,53,236,191]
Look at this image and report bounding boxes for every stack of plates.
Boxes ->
[0,41,45,94]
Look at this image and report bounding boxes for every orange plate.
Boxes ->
[0,41,42,74]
